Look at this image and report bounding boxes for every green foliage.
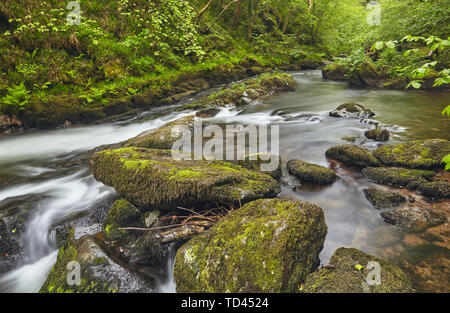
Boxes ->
[1,82,30,110]
[335,48,369,78]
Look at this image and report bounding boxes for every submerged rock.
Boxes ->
[90,147,280,211]
[40,230,152,293]
[362,167,435,188]
[329,102,375,119]
[287,160,337,185]
[380,207,447,233]
[373,139,450,169]
[325,144,380,167]
[365,129,390,142]
[363,188,406,209]
[301,247,414,293]
[417,181,450,200]
[173,198,327,293]
[102,199,145,246]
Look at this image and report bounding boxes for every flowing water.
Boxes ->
[0,70,448,292]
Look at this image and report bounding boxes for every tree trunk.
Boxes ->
[234,0,241,26]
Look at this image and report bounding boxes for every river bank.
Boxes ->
[0,70,448,293]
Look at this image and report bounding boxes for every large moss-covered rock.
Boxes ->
[90,147,280,211]
[325,144,380,167]
[102,199,145,245]
[362,167,435,189]
[380,207,447,233]
[124,115,195,150]
[329,102,375,119]
[287,160,337,185]
[40,230,152,293]
[373,139,450,169]
[363,188,406,209]
[173,198,327,293]
[301,247,414,293]
[417,181,450,200]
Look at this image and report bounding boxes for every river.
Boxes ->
[0,70,448,292]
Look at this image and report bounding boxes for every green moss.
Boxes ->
[174,198,327,293]
[102,198,144,245]
[325,144,380,167]
[287,160,337,185]
[301,248,414,293]
[362,167,435,188]
[90,147,280,212]
[373,139,450,169]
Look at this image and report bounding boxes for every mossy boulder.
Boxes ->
[365,129,390,142]
[329,102,375,119]
[362,167,435,188]
[173,198,327,293]
[287,160,337,185]
[235,153,283,180]
[124,115,195,150]
[380,207,447,233]
[90,147,280,211]
[417,181,450,200]
[372,139,450,169]
[325,144,380,167]
[102,199,145,245]
[301,247,414,293]
[363,188,406,209]
[322,63,347,81]
[40,230,152,293]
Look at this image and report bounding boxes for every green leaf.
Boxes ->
[443,105,450,117]
[385,41,396,50]
[355,264,364,271]
[373,41,384,51]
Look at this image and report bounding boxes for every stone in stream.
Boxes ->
[40,230,153,293]
[102,199,145,246]
[329,102,375,119]
[417,181,450,200]
[325,144,380,167]
[123,115,196,150]
[287,160,337,185]
[90,147,280,212]
[364,129,390,142]
[301,247,414,293]
[173,198,327,293]
[363,188,406,209]
[362,167,435,189]
[380,207,447,233]
[372,139,450,170]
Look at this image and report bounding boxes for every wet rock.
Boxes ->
[235,153,283,180]
[322,63,347,81]
[329,102,375,119]
[380,207,447,233]
[373,139,450,170]
[0,115,23,135]
[40,231,153,293]
[102,199,145,246]
[362,167,435,188]
[363,188,406,209]
[90,147,280,211]
[417,181,450,200]
[325,144,380,167]
[301,247,414,293]
[195,108,220,118]
[174,198,327,293]
[0,219,18,258]
[365,129,390,142]
[287,160,337,185]
[124,115,196,150]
